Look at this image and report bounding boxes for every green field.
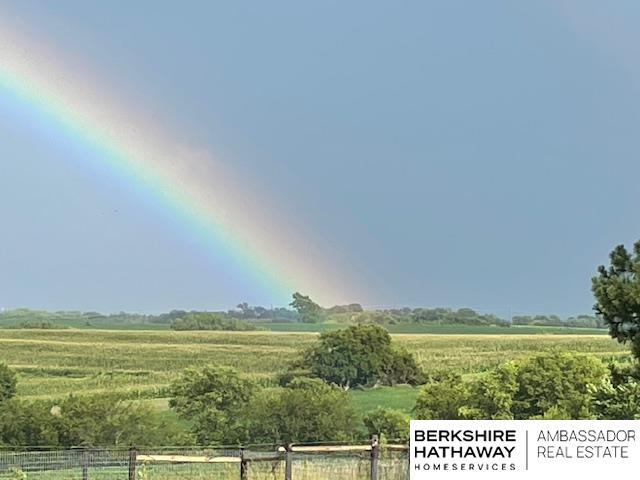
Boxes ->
[0,329,627,411]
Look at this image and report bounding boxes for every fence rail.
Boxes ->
[0,437,409,479]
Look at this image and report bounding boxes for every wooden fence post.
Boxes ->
[81,448,89,480]
[370,435,380,480]
[240,448,248,480]
[128,448,137,480]
[284,444,293,480]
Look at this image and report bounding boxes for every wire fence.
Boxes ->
[0,439,409,479]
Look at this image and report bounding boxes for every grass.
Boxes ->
[350,386,420,415]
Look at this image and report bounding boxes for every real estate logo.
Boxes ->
[410,420,640,479]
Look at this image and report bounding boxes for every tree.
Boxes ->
[0,400,59,446]
[0,363,16,403]
[466,362,518,419]
[169,366,256,444]
[52,395,189,447]
[512,352,607,419]
[290,292,323,323]
[412,353,608,420]
[0,395,190,447]
[593,379,640,420]
[248,378,357,444]
[301,325,424,389]
[592,241,640,360]
[362,408,409,443]
[170,312,257,331]
[413,373,471,419]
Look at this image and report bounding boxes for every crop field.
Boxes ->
[0,329,628,408]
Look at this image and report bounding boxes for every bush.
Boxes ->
[413,373,470,419]
[169,366,256,444]
[301,325,424,388]
[0,395,190,447]
[465,362,518,419]
[0,400,59,446]
[248,378,358,444]
[362,407,409,443]
[412,353,609,420]
[170,312,258,331]
[593,378,640,419]
[512,352,607,419]
[0,363,16,403]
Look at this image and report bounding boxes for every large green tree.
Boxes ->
[301,324,424,388]
[592,242,640,360]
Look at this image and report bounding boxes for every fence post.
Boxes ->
[81,448,89,480]
[128,447,137,480]
[370,435,380,480]
[284,444,293,480]
[240,448,248,480]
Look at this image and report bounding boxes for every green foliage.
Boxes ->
[0,395,189,447]
[466,362,519,419]
[8,467,27,480]
[170,312,258,331]
[592,241,640,360]
[362,407,409,443]
[512,352,607,419]
[593,378,640,419]
[169,366,256,444]
[248,378,358,444]
[512,314,603,328]
[413,353,609,420]
[52,395,189,447]
[0,400,60,446]
[0,363,17,403]
[290,292,324,323]
[413,373,470,419]
[301,325,424,388]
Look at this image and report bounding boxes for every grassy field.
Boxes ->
[0,329,627,407]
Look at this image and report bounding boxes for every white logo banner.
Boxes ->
[410,420,640,479]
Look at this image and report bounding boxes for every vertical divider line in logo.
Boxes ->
[525,430,529,470]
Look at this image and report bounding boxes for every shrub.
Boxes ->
[170,312,258,331]
[412,353,609,420]
[169,366,256,444]
[593,378,640,419]
[0,395,189,447]
[0,363,16,403]
[362,407,409,443]
[512,352,607,419]
[248,378,357,444]
[413,373,470,419]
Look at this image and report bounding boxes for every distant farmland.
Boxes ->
[0,329,626,411]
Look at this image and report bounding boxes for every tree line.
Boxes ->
[0,302,604,330]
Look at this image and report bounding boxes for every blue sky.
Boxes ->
[1,1,639,315]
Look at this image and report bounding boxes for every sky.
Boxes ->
[1,1,639,315]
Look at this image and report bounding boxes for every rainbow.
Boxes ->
[0,23,353,306]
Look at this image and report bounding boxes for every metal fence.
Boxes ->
[0,438,409,479]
